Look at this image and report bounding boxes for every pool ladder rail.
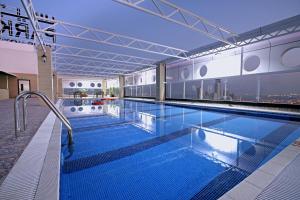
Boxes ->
[14,91,73,145]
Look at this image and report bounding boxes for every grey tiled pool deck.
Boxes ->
[0,98,49,183]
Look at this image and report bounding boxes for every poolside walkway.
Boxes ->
[0,98,49,183]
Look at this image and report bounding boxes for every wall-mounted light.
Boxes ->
[41,54,47,63]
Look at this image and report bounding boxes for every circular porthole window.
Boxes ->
[98,106,102,110]
[281,47,300,67]
[90,83,95,87]
[97,83,102,88]
[91,106,95,110]
[69,82,75,87]
[244,55,260,72]
[181,68,190,79]
[77,82,82,87]
[70,107,76,112]
[78,107,83,112]
[199,65,208,77]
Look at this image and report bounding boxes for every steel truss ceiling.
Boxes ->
[55,65,124,75]
[15,1,300,77]
[12,2,188,78]
[113,0,239,46]
[38,17,189,60]
[53,44,156,67]
[55,70,116,78]
[190,18,300,58]
[53,56,141,72]
[20,0,47,53]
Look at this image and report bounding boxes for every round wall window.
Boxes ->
[199,65,208,77]
[181,68,190,79]
[69,82,75,87]
[281,47,300,67]
[244,55,260,72]
[90,83,95,87]
[77,82,82,87]
[97,83,102,87]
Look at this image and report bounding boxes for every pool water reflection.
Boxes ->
[60,99,300,200]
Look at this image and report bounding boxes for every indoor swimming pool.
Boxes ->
[60,99,300,200]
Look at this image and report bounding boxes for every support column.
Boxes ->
[57,78,63,98]
[119,75,125,98]
[53,72,58,100]
[156,63,166,101]
[37,46,54,100]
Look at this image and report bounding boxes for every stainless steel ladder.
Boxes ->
[14,91,73,145]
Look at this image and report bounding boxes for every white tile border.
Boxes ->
[0,100,62,200]
[222,142,300,200]
[34,118,61,200]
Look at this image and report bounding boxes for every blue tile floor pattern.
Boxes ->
[60,100,300,200]
[191,123,300,200]
[63,115,237,173]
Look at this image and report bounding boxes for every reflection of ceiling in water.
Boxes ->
[133,112,156,134]
[203,131,237,153]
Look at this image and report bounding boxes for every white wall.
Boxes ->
[63,78,103,89]
[166,32,300,81]
[0,41,38,74]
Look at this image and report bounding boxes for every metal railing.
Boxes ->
[14,91,73,145]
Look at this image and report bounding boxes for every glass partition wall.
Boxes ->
[166,71,300,105]
[124,69,156,98]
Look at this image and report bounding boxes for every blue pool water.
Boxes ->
[60,99,300,200]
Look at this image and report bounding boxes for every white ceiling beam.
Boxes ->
[38,17,189,59]
[54,62,133,74]
[52,44,156,66]
[56,67,123,75]
[56,71,115,78]
[113,0,239,46]
[20,0,46,53]
[53,54,142,69]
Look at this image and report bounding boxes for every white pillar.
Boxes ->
[118,75,125,98]
[156,63,166,101]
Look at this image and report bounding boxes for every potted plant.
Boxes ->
[79,89,88,98]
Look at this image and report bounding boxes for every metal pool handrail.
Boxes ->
[14,91,73,145]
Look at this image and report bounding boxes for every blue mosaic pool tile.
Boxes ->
[191,167,249,200]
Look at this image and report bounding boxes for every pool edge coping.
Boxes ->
[218,143,300,200]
